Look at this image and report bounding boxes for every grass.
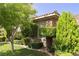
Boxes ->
[0,43,48,56]
[55,50,73,56]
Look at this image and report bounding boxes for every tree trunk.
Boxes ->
[11,39,14,52]
[9,26,18,52]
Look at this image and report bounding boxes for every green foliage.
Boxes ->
[52,27,56,37]
[0,44,48,56]
[0,3,36,37]
[40,27,56,37]
[0,26,7,42]
[0,37,6,42]
[21,23,38,37]
[55,50,73,56]
[14,32,23,40]
[40,27,54,37]
[31,23,38,37]
[21,37,30,45]
[56,12,79,53]
[0,3,36,51]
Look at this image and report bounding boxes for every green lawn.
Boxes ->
[0,43,48,56]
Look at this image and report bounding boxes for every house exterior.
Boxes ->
[33,11,60,47]
[33,11,60,28]
[33,11,79,47]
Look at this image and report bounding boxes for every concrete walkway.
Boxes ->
[22,45,53,56]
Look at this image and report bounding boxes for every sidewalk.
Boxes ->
[22,45,53,56]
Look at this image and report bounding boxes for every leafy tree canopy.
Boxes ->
[0,3,36,36]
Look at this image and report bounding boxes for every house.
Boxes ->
[33,11,59,38]
[34,11,79,28]
[33,11,60,47]
[33,11,60,28]
[33,11,79,48]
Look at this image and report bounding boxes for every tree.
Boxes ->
[0,3,36,52]
[56,12,79,53]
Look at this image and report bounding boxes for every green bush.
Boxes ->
[30,42,43,49]
[40,27,56,37]
[0,37,6,42]
[40,27,53,37]
[52,27,56,37]
[31,23,38,37]
[14,37,30,45]
[21,37,30,45]
[21,23,38,38]
[56,12,79,53]
[14,32,23,40]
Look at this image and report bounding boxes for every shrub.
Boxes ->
[0,27,7,42]
[40,27,56,50]
[0,37,6,42]
[31,23,38,37]
[52,27,56,37]
[21,37,30,45]
[14,37,30,45]
[40,27,53,37]
[21,23,38,38]
[56,12,79,53]
[14,32,23,40]
[30,42,43,49]
[40,27,56,37]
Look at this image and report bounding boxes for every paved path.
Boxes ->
[22,45,53,56]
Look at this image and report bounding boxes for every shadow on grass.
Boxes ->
[0,48,49,56]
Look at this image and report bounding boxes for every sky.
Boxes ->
[33,3,79,16]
